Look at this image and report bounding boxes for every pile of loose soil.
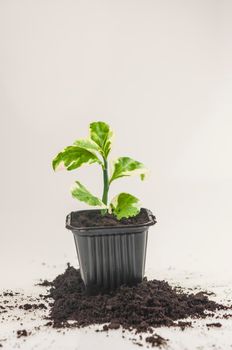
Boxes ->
[69,208,156,228]
[48,265,226,334]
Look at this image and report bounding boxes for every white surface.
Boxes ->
[1,0,232,348]
[1,262,232,349]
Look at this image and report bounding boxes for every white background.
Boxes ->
[0,0,232,287]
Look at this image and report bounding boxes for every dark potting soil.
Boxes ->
[69,208,155,228]
[48,265,226,333]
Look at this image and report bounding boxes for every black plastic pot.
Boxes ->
[66,208,156,293]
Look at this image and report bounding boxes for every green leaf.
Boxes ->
[74,138,100,153]
[52,145,102,171]
[110,157,147,183]
[110,193,141,220]
[90,121,113,158]
[71,181,106,207]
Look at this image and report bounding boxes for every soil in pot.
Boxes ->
[69,208,154,228]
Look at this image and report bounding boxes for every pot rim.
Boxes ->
[66,208,156,232]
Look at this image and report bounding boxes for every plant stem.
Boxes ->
[102,158,109,206]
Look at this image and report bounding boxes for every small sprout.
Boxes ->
[52,121,147,220]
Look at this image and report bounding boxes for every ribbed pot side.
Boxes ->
[66,209,156,293]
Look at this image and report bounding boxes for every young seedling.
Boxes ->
[52,121,147,220]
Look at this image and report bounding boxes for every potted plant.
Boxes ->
[52,121,156,293]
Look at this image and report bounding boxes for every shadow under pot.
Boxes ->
[66,208,156,294]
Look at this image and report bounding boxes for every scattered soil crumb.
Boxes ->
[19,303,47,310]
[37,280,53,287]
[134,342,143,347]
[3,292,14,297]
[145,334,167,347]
[206,322,222,328]
[16,329,28,338]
